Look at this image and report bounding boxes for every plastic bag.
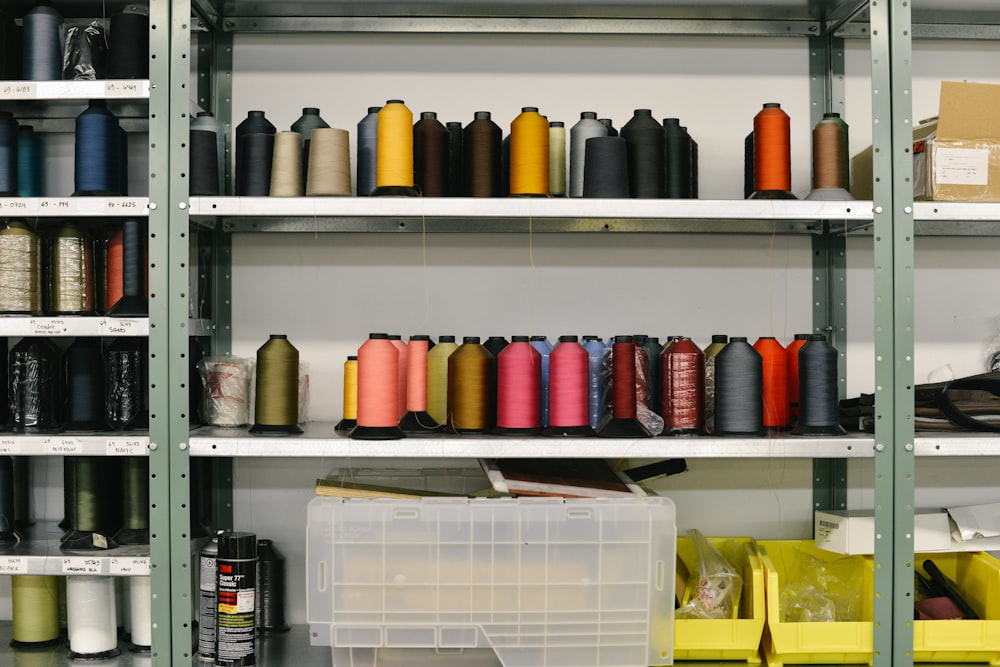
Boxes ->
[781,550,863,622]
[63,20,107,80]
[199,355,253,427]
[676,529,743,619]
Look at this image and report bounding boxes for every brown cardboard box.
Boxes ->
[852,80,1000,201]
[927,81,1000,201]
[851,116,936,200]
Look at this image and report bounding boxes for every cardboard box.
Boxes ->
[814,509,952,555]
[850,116,936,200]
[926,81,1000,201]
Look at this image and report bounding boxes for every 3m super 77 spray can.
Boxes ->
[215,532,257,666]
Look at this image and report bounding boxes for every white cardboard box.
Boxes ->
[815,509,952,555]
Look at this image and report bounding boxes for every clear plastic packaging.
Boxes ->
[780,549,863,622]
[62,20,107,80]
[199,356,253,427]
[676,529,743,620]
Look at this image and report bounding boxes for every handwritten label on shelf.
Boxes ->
[38,198,73,213]
[29,318,67,336]
[99,318,138,336]
[63,558,103,575]
[105,198,144,212]
[104,80,144,96]
[46,438,83,455]
[106,438,147,456]
[0,198,31,212]
[111,557,150,576]
[0,82,36,97]
[0,438,19,455]
[0,557,27,574]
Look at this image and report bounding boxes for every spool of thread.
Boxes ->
[216,532,258,667]
[0,10,17,80]
[446,121,463,196]
[545,335,592,436]
[17,125,43,196]
[714,336,763,437]
[197,533,221,661]
[335,356,358,432]
[754,336,790,430]
[495,336,541,435]
[269,131,304,196]
[0,456,16,545]
[63,460,119,550]
[427,336,458,426]
[663,118,694,199]
[751,103,796,199]
[107,9,149,79]
[583,136,629,197]
[251,335,302,435]
[352,333,403,439]
[807,113,854,200]
[703,334,727,433]
[63,19,107,81]
[22,0,63,81]
[529,336,552,427]
[49,223,95,314]
[190,128,221,196]
[356,106,380,196]
[13,456,30,529]
[483,336,509,357]
[509,107,549,196]
[8,337,59,433]
[447,337,495,433]
[786,333,810,423]
[0,337,6,428]
[75,100,122,195]
[199,355,253,427]
[598,336,652,437]
[291,107,330,183]
[582,336,608,429]
[622,109,664,198]
[0,111,17,196]
[743,132,754,200]
[570,112,607,198]
[548,121,567,196]
[191,112,226,195]
[114,457,148,545]
[660,337,706,435]
[599,118,618,137]
[106,218,147,316]
[105,337,146,430]
[306,128,352,196]
[11,576,60,647]
[235,111,276,196]
[388,334,408,420]
[65,337,104,430]
[413,111,448,197]
[399,335,438,433]
[66,576,119,659]
[374,99,416,195]
[117,125,128,195]
[640,335,662,412]
[127,576,151,652]
[256,539,290,633]
[690,132,699,198]
[0,221,42,315]
[464,111,502,197]
[632,339,651,410]
[501,134,510,195]
[795,333,846,436]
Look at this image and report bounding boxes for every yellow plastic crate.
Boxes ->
[673,537,765,663]
[758,540,874,667]
[914,551,1000,665]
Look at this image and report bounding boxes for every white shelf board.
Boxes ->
[0,523,151,577]
[0,79,150,100]
[914,432,1000,457]
[190,196,871,221]
[0,197,149,217]
[0,433,149,456]
[0,316,149,337]
[189,421,873,458]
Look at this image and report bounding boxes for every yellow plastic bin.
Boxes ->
[914,551,1000,665]
[758,540,874,667]
[673,537,765,663]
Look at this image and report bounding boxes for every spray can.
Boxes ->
[197,534,220,661]
[215,532,257,667]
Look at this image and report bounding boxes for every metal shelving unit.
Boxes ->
[157,1,958,666]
